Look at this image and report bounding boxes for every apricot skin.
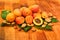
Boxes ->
[20,7,32,17]
[15,16,24,24]
[33,13,41,18]
[13,9,22,17]
[29,5,39,13]
[6,13,15,22]
[25,15,33,24]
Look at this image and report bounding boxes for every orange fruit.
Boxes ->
[15,16,24,24]
[29,5,39,13]
[13,9,22,17]
[6,13,15,22]
[20,7,32,17]
[25,15,33,24]
[20,7,26,13]
[33,13,41,18]
[41,11,48,18]
[33,13,37,18]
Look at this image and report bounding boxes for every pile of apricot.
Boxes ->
[1,4,58,32]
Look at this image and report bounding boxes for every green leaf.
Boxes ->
[1,22,11,26]
[35,25,45,30]
[35,24,52,31]
[18,24,32,32]
[18,24,22,28]
[45,25,52,30]
[34,25,42,29]
[1,10,11,20]
[51,18,58,23]
[1,23,7,26]
[23,26,32,32]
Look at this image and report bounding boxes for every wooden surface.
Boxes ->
[0,0,60,40]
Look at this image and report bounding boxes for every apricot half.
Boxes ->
[33,17,43,26]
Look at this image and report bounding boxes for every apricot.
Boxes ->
[33,13,41,18]
[20,7,32,17]
[6,13,15,22]
[13,9,22,17]
[20,7,26,13]
[15,16,24,24]
[29,5,39,13]
[41,11,48,18]
[25,15,33,24]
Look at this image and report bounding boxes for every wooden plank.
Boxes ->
[0,27,5,40]
[0,2,4,10]
[15,30,47,40]
[52,23,60,40]
[15,30,30,40]
[29,30,47,40]
[4,27,15,40]
[0,0,60,40]
[44,31,57,40]
[4,2,13,11]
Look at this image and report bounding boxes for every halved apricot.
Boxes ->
[15,16,24,24]
[25,15,33,24]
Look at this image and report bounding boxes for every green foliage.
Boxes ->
[51,18,58,23]
[18,24,32,32]
[23,26,31,32]
[35,24,52,30]
[1,10,11,20]
[45,24,52,30]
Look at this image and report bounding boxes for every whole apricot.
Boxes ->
[13,9,22,17]
[15,16,24,24]
[6,13,15,22]
[33,13,41,18]
[29,5,39,13]
[25,15,33,24]
[20,7,32,17]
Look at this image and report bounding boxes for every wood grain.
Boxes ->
[0,0,60,40]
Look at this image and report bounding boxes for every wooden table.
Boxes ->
[0,0,60,40]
